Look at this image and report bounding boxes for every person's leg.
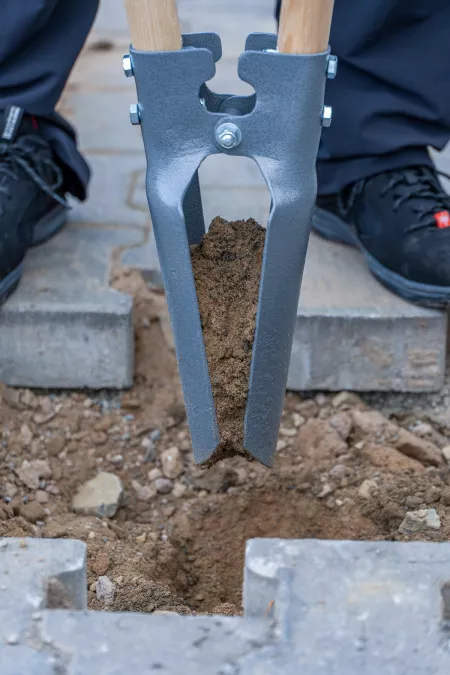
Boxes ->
[310,0,450,306]
[317,0,450,194]
[0,0,100,198]
[0,0,98,302]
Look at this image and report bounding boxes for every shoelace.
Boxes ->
[0,135,67,216]
[340,167,450,233]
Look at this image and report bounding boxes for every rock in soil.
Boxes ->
[161,447,183,479]
[72,472,123,518]
[398,508,441,535]
[96,576,115,604]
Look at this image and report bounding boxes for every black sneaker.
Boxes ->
[312,165,450,308]
[0,106,68,304]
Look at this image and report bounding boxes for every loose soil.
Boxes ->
[1,266,450,616]
[191,217,265,464]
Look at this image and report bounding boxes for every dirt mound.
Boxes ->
[191,217,265,464]
[1,268,450,615]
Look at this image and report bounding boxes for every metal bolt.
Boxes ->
[122,54,134,78]
[129,103,140,126]
[321,105,333,128]
[326,54,338,80]
[215,122,242,150]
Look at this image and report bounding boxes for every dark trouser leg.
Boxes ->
[0,0,100,198]
[275,0,450,195]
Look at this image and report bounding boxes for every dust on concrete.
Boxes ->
[191,217,265,465]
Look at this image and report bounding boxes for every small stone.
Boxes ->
[91,432,108,446]
[329,464,347,480]
[198,490,208,498]
[89,582,97,592]
[358,479,378,500]
[279,426,297,438]
[318,484,332,499]
[161,447,183,479]
[72,472,123,518]
[292,413,305,428]
[331,391,364,409]
[35,490,49,504]
[46,485,60,496]
[110,454,124,466]
[155,478,173,494]
[4,482,17,499]
[136,533,147,544]
[329,412,353,441]
[442,446,450,465]
[399,508,441,535]
[16,459,52,490]
[95,576,115,605]
[405,495,423,509]
[121,396,141,410]
[91,551,110,576]
[276,440,287,452]
[148,468,162,481]
[46,436,65,457]
[88,532,95,539]
[21,390,38,409]
[425,508,441,530]
[172,482,187,498]
[131,480,156,502]
[19,424,33,446]
[19,501,45,523]
[315,393,327,406]
[95,417,114,432]
[32,412,55,425]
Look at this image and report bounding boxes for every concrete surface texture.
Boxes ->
[2,536,450,673]
[0,0,447,390]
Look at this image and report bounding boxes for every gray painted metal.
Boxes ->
[128,33,329,466]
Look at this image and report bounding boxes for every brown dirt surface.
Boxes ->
[1,266,450,616]
[191,217,265,464]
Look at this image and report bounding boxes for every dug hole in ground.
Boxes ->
[1,216,450,616]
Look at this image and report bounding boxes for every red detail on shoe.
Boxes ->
[434,211,450,229]
[31,116,39,130]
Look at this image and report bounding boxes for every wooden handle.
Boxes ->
[278,0,334,54]
[124,0,182,51]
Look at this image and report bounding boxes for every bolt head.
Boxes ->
[129,103,140,126]
[123,54,134,78]
[215,122,242,150]
[327,54,338,80]
[321,106,333,128]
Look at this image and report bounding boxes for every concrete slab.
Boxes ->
[289,234,447,392]
[245,538,450,673]
[0,225,139,388]
[3,536,450,673]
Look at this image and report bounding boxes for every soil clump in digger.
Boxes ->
[191,217,266,465]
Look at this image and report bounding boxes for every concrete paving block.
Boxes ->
[0,225,139,389]
[244,538,450,673]
[61,88,144,154]
[3,535,450,673]
[289,235,447,392]
[124,229,446,392]
[69,154,149,229]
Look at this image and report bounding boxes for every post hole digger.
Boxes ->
[123,0,335,467]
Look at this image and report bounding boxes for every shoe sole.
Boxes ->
[0,205,67,306]
[31,204,67,247]
[312,206,450,309]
